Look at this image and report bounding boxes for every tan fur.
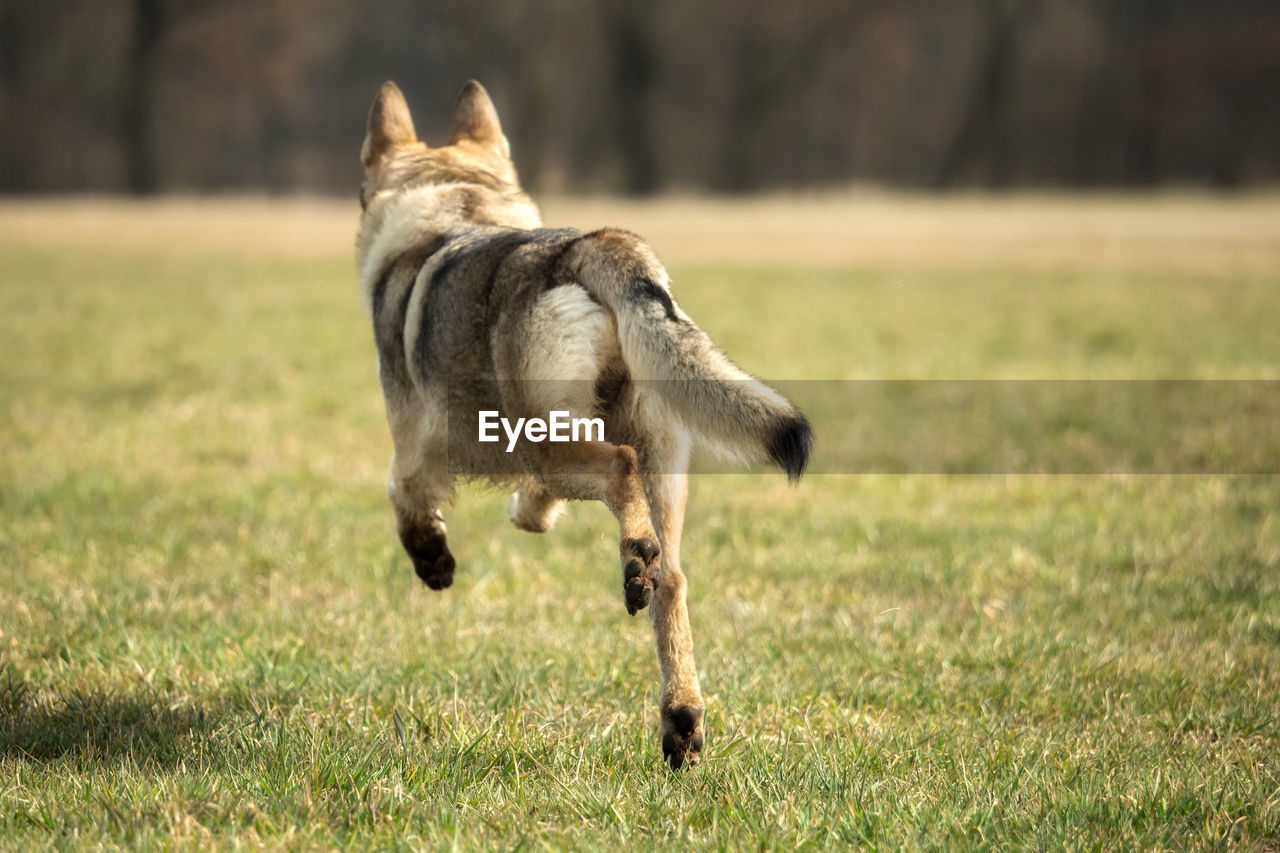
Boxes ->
[356,80,811,770]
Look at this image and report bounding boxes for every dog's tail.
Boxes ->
[561,228,812,480]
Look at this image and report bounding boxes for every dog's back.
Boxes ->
[357,83,811,483]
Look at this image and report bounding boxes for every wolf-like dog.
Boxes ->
[356,80,812,769]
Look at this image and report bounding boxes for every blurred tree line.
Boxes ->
[2,0,1277,195]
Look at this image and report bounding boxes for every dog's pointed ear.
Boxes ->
[449,80,510,159]
[362,81,417,168]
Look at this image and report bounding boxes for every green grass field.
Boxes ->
[2,195,1278,849]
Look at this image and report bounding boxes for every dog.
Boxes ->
[356,80,812,769]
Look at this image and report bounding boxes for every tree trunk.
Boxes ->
[121,0,163,194]
[603,0,660,195]
[934,0,1034,188]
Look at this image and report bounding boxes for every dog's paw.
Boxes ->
[621,536,660,615]
[413,549,455,589]
[507,490,562,533]
[661,703,705,771]
[399,525,456,590]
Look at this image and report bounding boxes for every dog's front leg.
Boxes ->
[387,450,456,590]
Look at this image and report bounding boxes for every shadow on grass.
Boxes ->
[0,678,219,765]
[0,667,312,768]
[0,666,305,770]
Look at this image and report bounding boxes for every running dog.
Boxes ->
[356,80,811,769]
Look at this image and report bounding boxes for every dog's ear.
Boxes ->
[362,81,417,168]
[448,80,510,159]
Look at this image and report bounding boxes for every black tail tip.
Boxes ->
[768,413,813,483]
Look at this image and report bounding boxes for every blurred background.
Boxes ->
[3,0,1278,196]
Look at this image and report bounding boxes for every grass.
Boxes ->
[1,194,1279,849]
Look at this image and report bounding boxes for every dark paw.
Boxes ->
[624,560,652,614]
[399,525,455,590]
[626,537,660,564]
[661,704,704,771]
[414,551,455,589]
[621,537,661,615]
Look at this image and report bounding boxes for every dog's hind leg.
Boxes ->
[388,451,456,590]
[529,440,661,615]
[634,424,705,770]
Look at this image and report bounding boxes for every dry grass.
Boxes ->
[4,191,1279,274]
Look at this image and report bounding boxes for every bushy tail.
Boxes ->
[563,229,813,479]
